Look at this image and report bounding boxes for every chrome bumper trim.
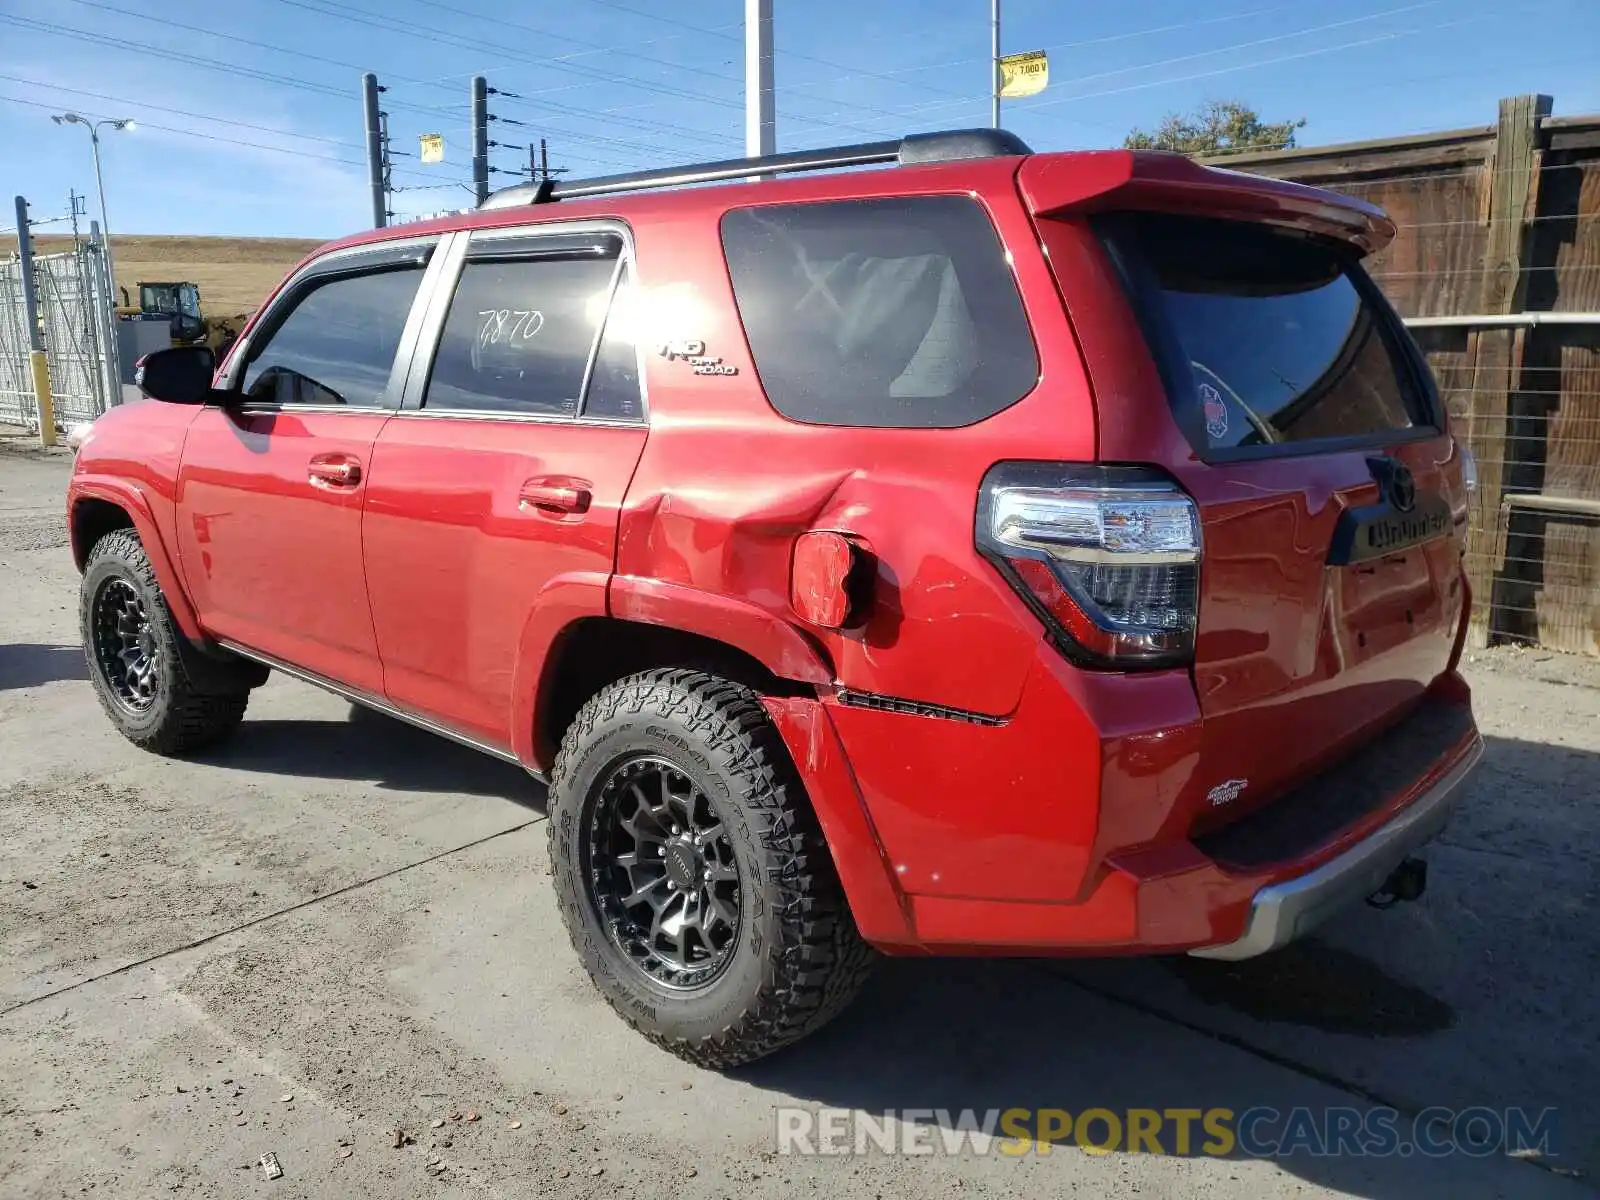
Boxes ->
[1188,735,1484,961]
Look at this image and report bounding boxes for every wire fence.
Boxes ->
[1248,119,1600,656]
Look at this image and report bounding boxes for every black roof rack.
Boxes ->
[478,128,1032,210]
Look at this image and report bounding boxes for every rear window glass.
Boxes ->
[720,196,1039,428]
[1099,214,1433,453]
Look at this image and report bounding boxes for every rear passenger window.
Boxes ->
[241,267,424,408]
[720,196,1039,428]
[423,254,618,416]
[585,266,643,421]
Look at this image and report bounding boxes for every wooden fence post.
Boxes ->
[1466,93,1553,646]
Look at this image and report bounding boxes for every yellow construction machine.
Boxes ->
[115,282,251,356]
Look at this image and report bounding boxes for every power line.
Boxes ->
[0,15,346,99]
[382,19,743,92]
[796,0,1449,133]
[264,0,898,143]
[59,0,430,86]
[387,0,986,127]
[1018,7,1513,114]
[1,92,450,185]
[783,2,1296,93]
[0,73,362,148]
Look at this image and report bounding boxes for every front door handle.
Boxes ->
[308,454,363,488]
[519,477,592,517]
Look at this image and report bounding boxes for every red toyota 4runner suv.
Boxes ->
[69,130,1483,1066]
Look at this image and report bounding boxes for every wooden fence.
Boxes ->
[1203,96,1600,656]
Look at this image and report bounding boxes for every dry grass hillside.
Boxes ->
[31,234,326,316]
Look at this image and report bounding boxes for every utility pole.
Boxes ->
[745,0,774,158]
[990,0,1001,129]
[13,197,42,355]
[362,73,386,228]
[13,196,56,445]
[68,189,85,250]
[379,110,395,222]
[471,76,489,206]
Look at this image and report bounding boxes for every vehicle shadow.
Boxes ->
[195,704,546,810]
[0,642,89,690]
[732,730,1599,1196]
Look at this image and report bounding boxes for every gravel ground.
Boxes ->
[2,444,1596,1199]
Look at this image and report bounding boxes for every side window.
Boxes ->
[423,254,618,416]
[585,265,643,421]
[241,267,424,408]
[719,196,1039,428]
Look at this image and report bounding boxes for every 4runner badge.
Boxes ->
[1207,778,1249,807]
[658,338,738,376]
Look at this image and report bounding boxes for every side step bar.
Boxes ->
[217,639,545,782]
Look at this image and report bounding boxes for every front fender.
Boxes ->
[69,477,205,644]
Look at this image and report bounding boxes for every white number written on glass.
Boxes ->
[477,309,545,347]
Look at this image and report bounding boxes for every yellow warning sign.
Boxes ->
[999,50,1048,99]
[419,133,445,164]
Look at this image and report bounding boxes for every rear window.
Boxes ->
[720,196,1039,428]
[1099,214,1435,455]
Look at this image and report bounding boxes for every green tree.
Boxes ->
[1124,100,1306,156]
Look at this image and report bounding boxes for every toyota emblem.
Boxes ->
[1387,463,1417,513]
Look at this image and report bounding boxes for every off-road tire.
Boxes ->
[80,528,253,754]
[549,669,876,1067]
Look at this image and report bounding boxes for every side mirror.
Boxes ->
[134,345,216,405]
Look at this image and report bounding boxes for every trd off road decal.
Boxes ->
[1206,778,1249,807]
[659,337,739,377]
[1199,382,1229,442]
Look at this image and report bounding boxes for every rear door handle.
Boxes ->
[519,477,592,517]
[308,454,363,488]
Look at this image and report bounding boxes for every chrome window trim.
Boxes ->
[230,404,392,417]
[404,218,650,425]
[387,408,645,428]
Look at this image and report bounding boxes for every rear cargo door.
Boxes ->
[1072,211,1470,815]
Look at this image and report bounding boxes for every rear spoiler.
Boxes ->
[1016,150,1395,256]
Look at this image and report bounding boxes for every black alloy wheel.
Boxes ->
[91,577,161,711]
[585,755,742,990]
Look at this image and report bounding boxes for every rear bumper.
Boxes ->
[771,647,1482,957]
[1187,733,1482,960]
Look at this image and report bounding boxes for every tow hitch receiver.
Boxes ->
[1366,856,1428,910]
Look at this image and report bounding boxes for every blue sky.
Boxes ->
[4,0,1597,238]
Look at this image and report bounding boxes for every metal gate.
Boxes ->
[0,240,118,431]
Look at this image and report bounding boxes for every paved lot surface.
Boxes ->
[2,444,1596,1198]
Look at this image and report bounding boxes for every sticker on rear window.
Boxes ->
[1200,382,1229,442]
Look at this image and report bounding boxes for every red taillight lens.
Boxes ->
[977,463,1202,669]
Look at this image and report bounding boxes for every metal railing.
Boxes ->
[0,237,118,431]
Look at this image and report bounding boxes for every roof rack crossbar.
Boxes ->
[479,129,1031,210]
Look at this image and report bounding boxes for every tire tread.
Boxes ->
[549,668,875,1068]
[82,528,250,755]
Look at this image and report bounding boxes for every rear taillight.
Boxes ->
[976,463,1202,669]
